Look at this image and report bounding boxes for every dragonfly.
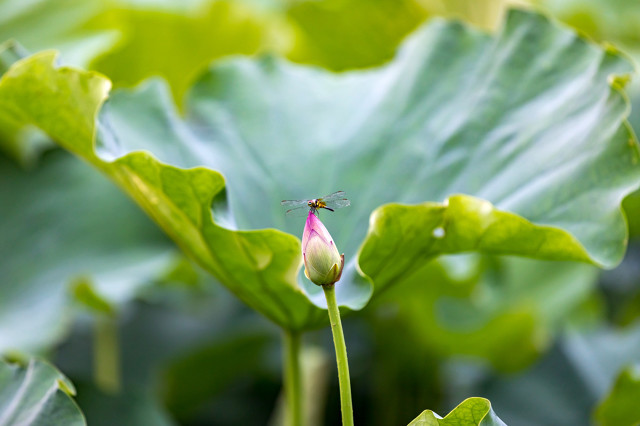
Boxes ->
[281,191,350,217]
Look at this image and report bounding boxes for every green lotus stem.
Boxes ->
[284,330,303,426]
[94,316,120,393]
[323,284,354,426]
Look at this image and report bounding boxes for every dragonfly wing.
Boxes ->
[285,205,311,217]
[281,199,308,207]
[325,198,350,209]
[320,191,346,202]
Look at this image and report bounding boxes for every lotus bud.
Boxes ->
[302,211,345,286]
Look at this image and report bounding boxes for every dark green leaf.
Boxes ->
[73,384,175,426]
[0,358,85,426]
[372,255,599,372]
[162,333,272,419]
[0,150,173,353]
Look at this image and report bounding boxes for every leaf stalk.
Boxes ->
[284,330,303,426]
[94,316,120,394]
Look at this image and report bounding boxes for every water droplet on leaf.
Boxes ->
[432,227,445,238]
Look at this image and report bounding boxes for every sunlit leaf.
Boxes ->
[286,0,428,70]
[622,192,640,238]
[1,10,638,331]
[0,40,52,167]
[90,0,271,102]
[359,197,600,298]
[408,397,505,425]
[540,0,640,55]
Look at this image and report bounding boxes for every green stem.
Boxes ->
[94,316,120,394]
[284,330,303,426]
[323,284,354,426]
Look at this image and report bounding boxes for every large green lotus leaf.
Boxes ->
[408,397,505,425]
[371,255,599,371]
[1,10,639,331]
[359,199,600,297]
[595,365,640,426]
[0,149,174,353]
[538,0,640,239]
[0,358,85,426]
[0,54,322,331]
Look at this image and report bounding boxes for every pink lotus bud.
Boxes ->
[302,211,344,286]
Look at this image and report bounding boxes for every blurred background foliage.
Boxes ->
[1,0,639,425]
